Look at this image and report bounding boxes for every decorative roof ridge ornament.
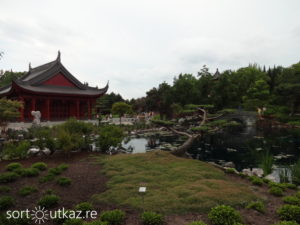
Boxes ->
[29,62,32,71]
[57,50,61,62]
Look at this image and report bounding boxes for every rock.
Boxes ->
[224,162,235,168]
[42,148,51,155]
[27,147,40,155]
[252,168,264,177]
[242,168,252,176]
[265,174,277,183]
[227,148,237,152]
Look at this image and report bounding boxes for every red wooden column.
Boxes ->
[19,97,25,122]
[88,99,91,120]
[46,99,50,121]
[76,100,80,119]
[31,98,36,111]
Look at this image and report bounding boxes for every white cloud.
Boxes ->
[0,0,299,99]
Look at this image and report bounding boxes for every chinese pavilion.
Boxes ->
[0,51,108,121]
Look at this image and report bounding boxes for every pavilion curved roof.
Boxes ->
[0,51,108,97]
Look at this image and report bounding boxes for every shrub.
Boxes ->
[277,204,300,223]
[97,125,124,152]
[39,174,55,183]
[187,222,208,225]
[250,176,264,186]
[52,209,72,224]
[32,162,48,171]
[57,177,72,186]
[49,164,69,176]
[0,196,14,209]
[246,201,265,213]
[238,173,247,178]
[0,172,19,183]
[100,209,126,225]
[38,194,60,208]
[269,187,284,196]
[84,221,108,225]
[225,168,236,174]
[291,159,300,185]
[208,205,242,225]
[259,150,273,175]
[1,140,30,160]
[296,191,300,199]
[141,211,164,225]
[75,202,93,212]
[19,186,37,196]
[57,163,69,171]
[273,221,299,225]
[282,196,300,206]
[0,213,32,225]
[21,168,40,177]
[63,219,84,225]
[0,185,11,193]
[268,182,287,190]
[6,162,23,171]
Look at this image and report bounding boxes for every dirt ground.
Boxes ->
[0,153,297,225]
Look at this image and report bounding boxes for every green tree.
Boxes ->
[0,70,25,88]
[0,98,22,132]
[111,102,132,124]
[96,92,124,114]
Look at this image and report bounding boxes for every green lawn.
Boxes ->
[93,151,258,214]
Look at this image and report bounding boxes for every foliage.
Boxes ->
[0,70,24,88]
[63,219,84,225]
[282,196,300,206]
[31,162,48,171]
[291,159,300,184]
[225,168,236,174]
[74,202,93,212]
[0,213,32,225]
[96,92,124,114]
[18,186,37,196]
[37,194,60,208]
[277,204,300,223]
[0,196,14,209]
[57,177,72,186]
[259,151,273,175]
[249,176,263,186]
[208,205,243,225]
[0,98,22,128]
[272,221,299,225]
[20,168,40,177]
[100,209,126,225]
[246,201,265,213]
[150,119,175,127]
[97,125,124,152]
[0,172,19,183]
[112,102,132,117]
[141,211,164,225]
[39,174,55,183]
[27,126,56,152]
[269,187,284,196]
[0,185,11,193]
[83,220,108,225]
[1,141,30,160]
[6,162,23,171]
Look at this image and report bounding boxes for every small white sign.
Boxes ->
[139,187,146,193]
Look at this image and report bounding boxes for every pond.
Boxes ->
[122,125,300,180]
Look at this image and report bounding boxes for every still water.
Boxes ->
[122,125,300,172]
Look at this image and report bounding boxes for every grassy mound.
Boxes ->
[93,151,257,213]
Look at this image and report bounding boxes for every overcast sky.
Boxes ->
[0,0,299,99]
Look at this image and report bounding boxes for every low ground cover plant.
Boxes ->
[38,194,60,208]
[141,211,164,225]
[269,186,284,196]
[18,186,38,196]
[208,205,243,225]
[6,162,22,171]
[246,201,265,213]
[74,202,93,212]
[0,196,14,210]
[187,222,208,225]
[57,177,72,186]
[277,204,300,223]
[100,209,125,225]
[0,185,11,193]
[31,162,48,171]
[0,172,19,183]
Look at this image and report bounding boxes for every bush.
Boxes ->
[21,168,40,177]
[63,219,84,225]
[187,222,208,225]
[269,187,284,196]
[246,201,265,213]
[1,141,30,160]
[49,164,69,176]
[282,196,300,206]
[296,191,300,199]
[39,174,55,183]
[208,205,242,225]
[225,168,236,174]
[19,186,37,196]
[141,211,164,225]
[0,196,14,209]
[0,172,19,183]
[75,202,93,212]
[250,176,264,186]
[98,125,124,152]
[57,163,69,171]
[100,209,126,225]
[6,162,23,171]
[31,162,48,171]
[291,159,300,185]
[0,185,11,193]
[57,177,72,186]
[84,221,108,225]
[273,221,299,225]
[277,204,300,223]
[259,151,273,175]
[0,213,32,225]
[38,194,60,208]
